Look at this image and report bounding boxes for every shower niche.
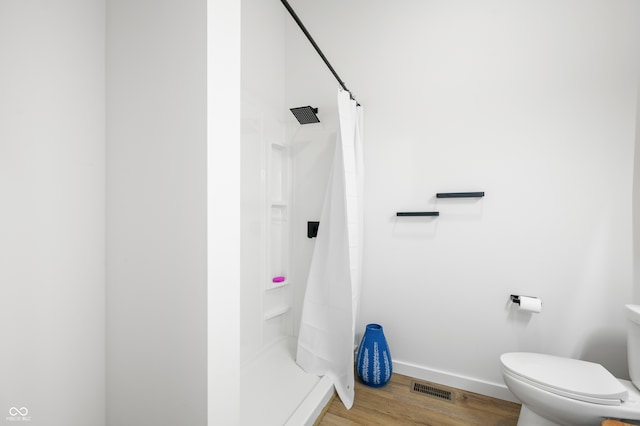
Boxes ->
[262,139,293,341]
[267,141,290,290]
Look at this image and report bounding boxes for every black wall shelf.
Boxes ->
[396,212,440,217]
[396,191,483,219]
[436,192,485,198]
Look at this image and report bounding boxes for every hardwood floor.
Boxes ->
[315,373,521,426]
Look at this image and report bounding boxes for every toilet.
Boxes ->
[500,305,640,426]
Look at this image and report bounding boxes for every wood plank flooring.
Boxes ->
[315,373,521,426]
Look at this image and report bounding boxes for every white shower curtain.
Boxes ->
[296,90,364,409]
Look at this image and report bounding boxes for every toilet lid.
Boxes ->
[501,352,628,405]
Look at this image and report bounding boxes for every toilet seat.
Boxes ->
[501,352,629,406]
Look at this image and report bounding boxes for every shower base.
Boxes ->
[240,337,334,425]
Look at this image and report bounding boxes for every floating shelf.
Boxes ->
[436,192,485,198]
[396,212,440,217]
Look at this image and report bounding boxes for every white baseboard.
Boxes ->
[393,359,519,403]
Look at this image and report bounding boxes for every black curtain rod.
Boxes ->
[280,0,359,105]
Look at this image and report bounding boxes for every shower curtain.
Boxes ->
[296,90,364,409]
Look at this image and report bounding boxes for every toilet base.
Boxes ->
[518,405,563,426]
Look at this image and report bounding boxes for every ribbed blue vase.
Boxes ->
[356,323,392,387]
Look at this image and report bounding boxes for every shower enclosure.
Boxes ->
[239,0,337,423]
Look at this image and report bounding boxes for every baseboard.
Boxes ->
[285,375,335,426]
[393,359,519,403]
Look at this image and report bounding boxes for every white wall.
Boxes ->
[106,1,207,425]
[208,0,241,424]
[634,72,640,304]
[0,1,106,425]
[287,0,640,399]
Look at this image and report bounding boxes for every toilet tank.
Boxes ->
[626,304,640,389]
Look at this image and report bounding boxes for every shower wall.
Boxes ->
[283,4,352,340]
[240,0,344,369]
[288,116,338,336]
[286,0,640,400]
[241,0,293,363]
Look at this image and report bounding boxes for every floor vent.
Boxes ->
[410,381,454,402]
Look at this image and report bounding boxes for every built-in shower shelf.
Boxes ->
[264,304,291,320]
[266,279,289,290]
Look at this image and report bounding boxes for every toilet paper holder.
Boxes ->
[510,294,532,305]
[510,294,543,313]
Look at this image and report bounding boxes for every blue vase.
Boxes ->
[356,323,392,387]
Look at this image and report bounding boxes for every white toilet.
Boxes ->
[500,304,640,426]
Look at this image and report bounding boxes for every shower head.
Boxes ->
[290,106,320,124]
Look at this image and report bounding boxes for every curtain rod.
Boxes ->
[280,0,360,105]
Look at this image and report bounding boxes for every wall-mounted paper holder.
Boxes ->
[510,294,539,306]
[510,294,543,313]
